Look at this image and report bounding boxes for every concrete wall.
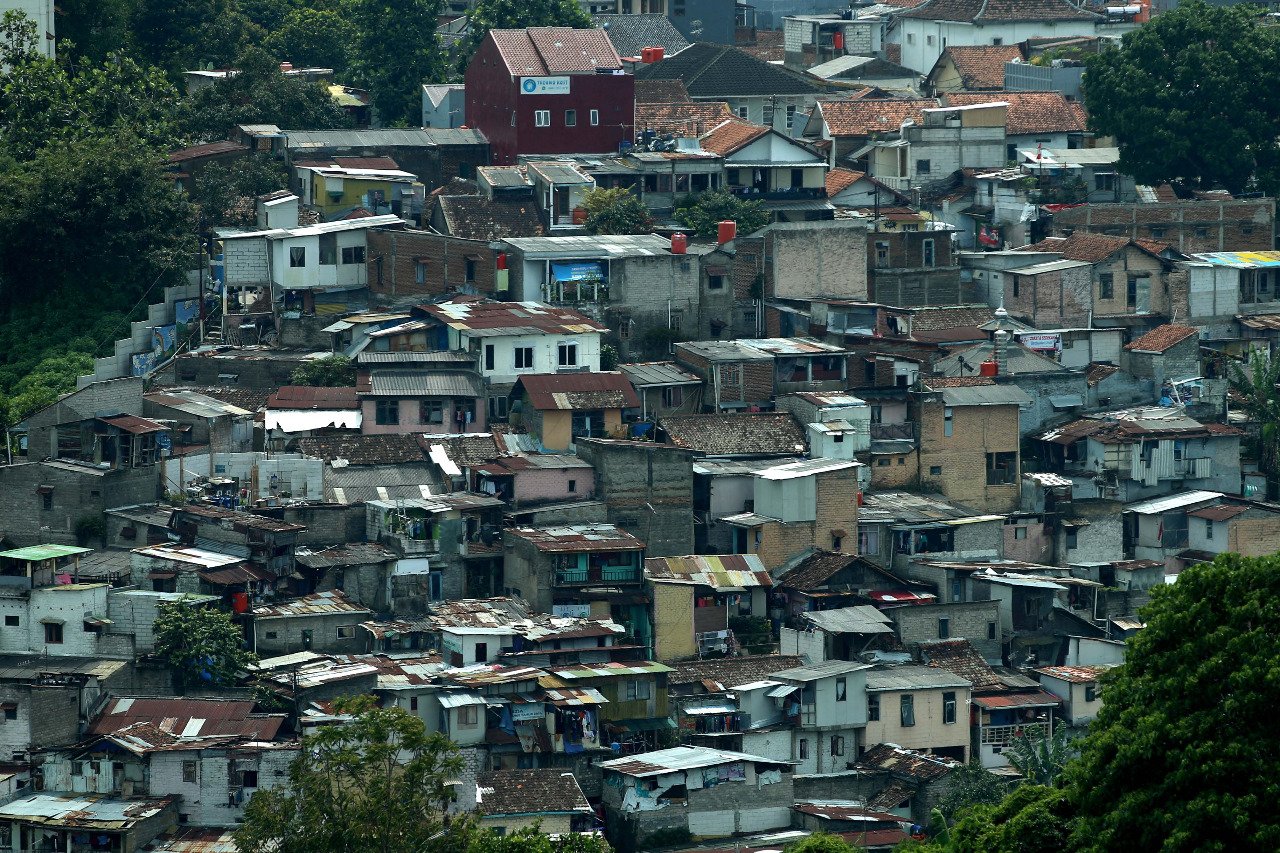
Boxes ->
[0,462,160,547]
[891,601,1001,662]
[766,222,869,301]
[253,611,371,655]
[914,398,1020,513]
[577,439,696,557]
[863,686,970,759]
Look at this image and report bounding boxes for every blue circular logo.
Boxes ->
[522,79,537,93]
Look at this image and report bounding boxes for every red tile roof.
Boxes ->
[266,386,360,410]
[698,119,770,155]
[920,638,1003,691]
[817,98,936,138]
[825,168,866,196]
[636,101,737,136]
[488,27,622,76]
[937,45,1024,89]
[1124,324,1199,353]
[1018,232,1130,263]
[514,372,640,411]
[942,91,1087,135]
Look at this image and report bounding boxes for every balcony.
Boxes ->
[729,186,827,201]
[980,721,1049,747]
[871,422,914,441]
[554,564,641,586]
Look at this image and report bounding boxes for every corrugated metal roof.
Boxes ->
[89,698,284,740]
[1125,490,1223,515]
[252,590,373,618]
[801,606,894,635]
[285,128,486,148]
[0,544,92,561]
[364,370,482,397]
[620,361,703,387]
[644,554,772,589]
[1034,664,1114,684]
[866,665,972,691]
[973,690,1061,710]
[937,384,1032,406]
[132,545,244,570]
[549,661,674,679]
[772,660,874,682]
[599,745,791,777]
[144,390,252,418]
[0,793,176,829]
[507,524,645,552]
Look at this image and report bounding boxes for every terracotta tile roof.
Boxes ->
[919,638,1003,691]
[1018,232,1130,263]
[436,195,544,241]
[636,100,736,136]
[738,29,785,62]
[431,177,479,198]
[858,744,961,781]
[1085,362,1120,386]
[513,371,641,411]
[476,769,591,816]
[1124,324,1199,353]
[900,0,1100,23]
[816,98,936,138]
[659,412,808,456]
[266,386,359,410]
[920,376,995,389]
[488,27,622,76]
[942,91,1087,135]
[668,654,804,689]
[294,433,430,465]
[698,119,770,155]
[1134,237,1175,256]
[937,45,1024,89]
[825,168,866,196]
[909,305,996,332]
[776,550,911,592]
[593,14,690,58]
[635,79,691,103]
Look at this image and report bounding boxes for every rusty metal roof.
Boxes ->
[507,523,645,552]
[972,690,1061,710]
[418,299,607,336]
[857,744,961,781]
[251,590,373,619]
[644,554,772,589]
[140,827,240,852]
[98,414,169,435]
[1033,665,1114,684]
[441,663,545,688]
[89,698,284,741]
[514,371,640,411]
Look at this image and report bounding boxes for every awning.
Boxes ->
[199,564,275,586]
[551,261,605,282]
[683,705,738,716]
[974,690,1061,710]
[767,685,800,699]
[1049,394,1084,409]
[146,571,178,580]
[38,617,65,625]
[438,692,488,709]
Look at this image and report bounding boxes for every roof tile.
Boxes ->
[936,45,1024,89]
[942,91,1087,135]
[1124,324,1199,353]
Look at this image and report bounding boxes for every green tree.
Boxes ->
[5,352,94,424]
[1229,349,1280,497]
[785,832,857,853]
[134,0,261,78]
[1066,553,1280,851]
[53,0,135,63]
[179,46,351,142]
[154,602,257,692]
[264,7,355,74]
[947,786,1073,853]
[673,190,769,237]
[581,188,654,235]
[234,695,469,853]
[464,0,591,67]
[466,826,614,853]
[1084,0,1280,196]
[937,761,1010,820]
[290,355,356,387]
[193,154,290,228]
[350,0,447,125]
[1004,725,1075,787]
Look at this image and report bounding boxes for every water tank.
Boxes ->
[231,592,250,614]
[979,360,998,377]
[670,233,688,254]
[572,207,587,225]
[641,47,655,63]
[717,220,737,244]
[495,252,507,271]
[652,47,665,62]
[832,31,845,51]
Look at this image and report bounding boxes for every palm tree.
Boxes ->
[1005,724,1075,786]
[1228,349,1280,498]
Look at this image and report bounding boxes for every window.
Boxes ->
[907,33,915,44]
[1094,172,1116,192]
[626,679,652,701]
[416,261,428,284]
[289,246,306,267]
[341,246,365,265]
[484,344,495,371]
[875,241,890,268]
[1099,272,1114,299]
[265,631,278,640]
[916,159,931,175]
[534,110,550,127]
[375,399,399,426]
[1150,226,1166,238]
[943,406,953,437]
[869,695,881,722]
[410,697,419,712]
[465,257,477,282]
[708,273,724,290]
[922,239,935,267]
[877,458,890,467]
[830,736,845,756]
[590,109,599,126]
[986,451,1017,485]
[943,691,957,724]
[1014,526,1027,540]
[799,738,809,759]
[41,492,52,511]
[2,616,16,627]
[926,35,934,45]
[1205,519,1214,540]
[673,0,685,13]
[836,677,847,701]
[1085,684,1098,702]
[565,109,577,127]
[2,707,14,722]
[458,706,479,726]
[183,761,198,784]
[938,617,950,639]
[992,37,1003,44]
[514,347,534,369]
[43,623,62,644]
[568,479,577,493]
[421,400,444,424]
[241,770,259,788]
[1012,276,1020,298]
[662,386,683,407]
[475,642,488,662]
[719,363,741,385]
[900,694,915,727]
[558,343,578,366]
[987,621,997,640]
[1066,527,1079,549]
[1195,227,1209,238]
[930,465,942,476]
[786,104,797,129]
[736,105,749,119]
[1127,276,1138,308]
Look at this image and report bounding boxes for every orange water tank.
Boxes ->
[671,233,688,254]
[979,360,999,377]
[496,252,507,271]
[832,31,845,51]
[652,46,665,61]
[641,47,655,63]
[572,207,587,225]
[717,220,737,244]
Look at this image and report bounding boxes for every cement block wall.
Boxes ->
[892,601,1001,662]
[576,440,696,557]
[0,462,161,547]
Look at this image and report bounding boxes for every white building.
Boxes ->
[1,1,54,57]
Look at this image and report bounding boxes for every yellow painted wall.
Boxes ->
[540,411,573,451]
[652,582,696,661]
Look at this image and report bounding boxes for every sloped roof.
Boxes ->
[659,412,808,456]
[644,554,772,588]
[919,638,1003,691]
[487,27,622,76]
[857,744,961,780]
[942,91,1087,135]
[266,386,359,410]
[935,45,1024,89]
[437,195,545,241]
[514,372,640,411]
[89,698,284,740]
[294,433,429,465]
[1124,324,1199,353]
[816,98,936,138]
[476,769,591,816]
[593,14,690,58]
[633,43,824,98]
[668,654,805,689]
[635,101,739,137]
[634,78,691,103]
[698,119,771,156]
[900,0,1100,23]
[1017,232,1142,263]
[826,168,866,196]
[419,299,608,336]
[252,590,372,618]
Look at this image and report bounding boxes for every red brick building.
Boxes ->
[465,27,635,165]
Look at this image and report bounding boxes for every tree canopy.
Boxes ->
[674,190,770,237]
[154,602,257,692]
[290,355,356,387]
[1085,0,1280,196]
[582,188,655,235]
[1229,350,1280,498]
[349,0,449,125]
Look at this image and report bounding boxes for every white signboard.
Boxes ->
[553,604,591,618]
[520,76,570,95]
[1020,332,1062,352]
